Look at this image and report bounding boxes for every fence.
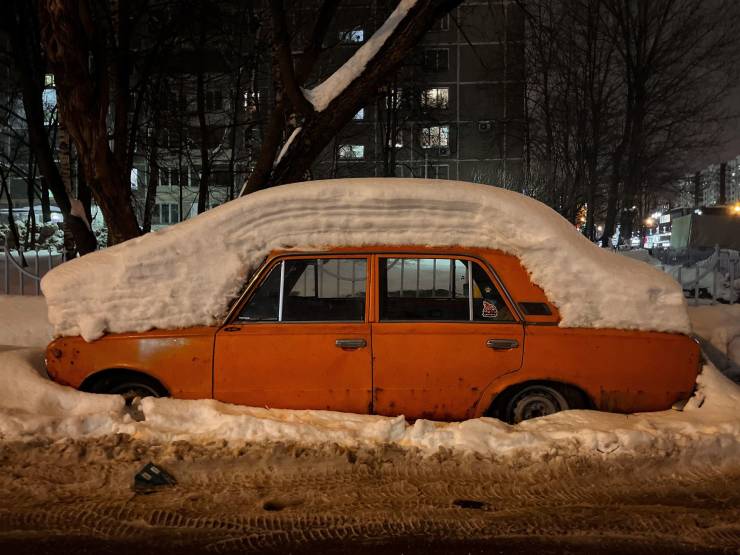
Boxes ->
[1,236,65,296]
[655,246,740,304]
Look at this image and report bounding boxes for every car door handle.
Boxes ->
[335,338,367,350]
[486,338,519,350]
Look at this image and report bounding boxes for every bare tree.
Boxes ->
[601,0,740,244]
[241,0,463,194]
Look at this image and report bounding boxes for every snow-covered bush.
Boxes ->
[0,220,65,252]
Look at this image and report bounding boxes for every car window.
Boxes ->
[379,257,514,322]
[238,258,367,322]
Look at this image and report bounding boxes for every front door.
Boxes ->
[371,256,524,420]
[214,256,372,413]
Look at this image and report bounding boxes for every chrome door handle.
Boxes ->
[335,338,367,349]
[486,338,519,350]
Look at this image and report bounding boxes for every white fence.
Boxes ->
[655,246,740,304]
[1,243,65,296]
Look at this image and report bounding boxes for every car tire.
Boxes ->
[89,372,168,404]
[504,384,580,424]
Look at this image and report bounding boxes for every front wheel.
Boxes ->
[504,384,579,424]
[88,372,168,404]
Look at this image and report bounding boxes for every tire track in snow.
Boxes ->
[0,438,737,552]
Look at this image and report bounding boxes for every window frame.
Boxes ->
[338,144,365,160]
[224,251,523,326]
[229,254,371,324]
[375,253,520,324]
[423,48,450,72]
[420,125,450,149]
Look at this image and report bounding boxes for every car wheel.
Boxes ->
[90,373,168,404]
[505,384,571,424]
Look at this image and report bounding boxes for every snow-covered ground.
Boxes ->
[0,295,738,464]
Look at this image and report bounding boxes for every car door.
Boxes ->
[371,255,524,421]
[213,255,372,413]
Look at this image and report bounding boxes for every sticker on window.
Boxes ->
[482,299,498,318]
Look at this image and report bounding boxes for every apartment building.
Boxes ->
[311,1,525,185]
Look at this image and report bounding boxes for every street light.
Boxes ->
[644,217,655,227]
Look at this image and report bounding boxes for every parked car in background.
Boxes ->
[45,245,701,423]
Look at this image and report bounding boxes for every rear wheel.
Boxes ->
[502,384,584,424]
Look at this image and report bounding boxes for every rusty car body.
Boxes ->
[45,246,701,423]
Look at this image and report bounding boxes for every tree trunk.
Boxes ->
[4,0,97,253]
[39,0,141,245]
[196,3,211,214]
[242,0,462,194]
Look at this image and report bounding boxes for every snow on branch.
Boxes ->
[303,0,419,112]
[275,127,302,167]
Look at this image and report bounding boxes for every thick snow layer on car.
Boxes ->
[0,347,738,463]
[41,179,690,340]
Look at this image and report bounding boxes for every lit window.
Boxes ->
[243,90,261,112]
[338,144,365,159]
[420,126,449,149]
[339,29,364,43]
[421,88,449,109]
[354,108,365,120]
[384,88,403,110]
[44,74,55,88]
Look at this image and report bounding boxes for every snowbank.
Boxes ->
[0,295,51,347]
[40,179,690,341]
[0,347,738,464]
[0,349,132,438]
[689,305,740,380]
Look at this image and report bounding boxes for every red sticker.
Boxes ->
[482,300,498,318]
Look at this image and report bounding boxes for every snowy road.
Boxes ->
[0,437,738,554]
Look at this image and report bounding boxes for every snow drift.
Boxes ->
[41,179,690,341]
[0,347,738,464]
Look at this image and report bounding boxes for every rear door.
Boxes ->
[371,255,524,420]
[213,255,372,413]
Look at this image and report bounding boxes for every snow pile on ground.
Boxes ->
[689,305,740,379]
[0,347,738,463]
[0,296,51,348]
[41,179,689,341]
[302,1,417,111]
[0,349,132,438]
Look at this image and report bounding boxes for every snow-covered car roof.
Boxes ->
[41,178,690,341]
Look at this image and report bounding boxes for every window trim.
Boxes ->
[376,254,519,324]
[226,254,371,325]
[223,251,524,326]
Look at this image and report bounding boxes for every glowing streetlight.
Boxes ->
[644,217,655,226]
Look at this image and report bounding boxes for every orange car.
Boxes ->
[45,246,701,423]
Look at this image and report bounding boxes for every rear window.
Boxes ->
[379,257,514,322]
